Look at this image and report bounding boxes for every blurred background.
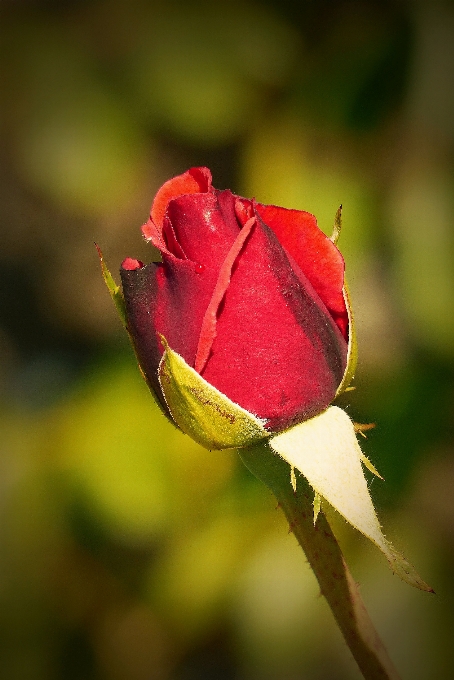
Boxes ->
[1,0,453,678]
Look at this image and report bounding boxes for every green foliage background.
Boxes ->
[1,1,453,678]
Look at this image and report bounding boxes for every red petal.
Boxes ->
[256,204,348,340]
[123,189,246,399]
[151,167,212,229]
[201,213,348,432]
[121,255,220,410]
[142,167,213,255]
[141,220,168,252]
[121,257,144,271]
[195,215,256,374]
[164,190,240,268]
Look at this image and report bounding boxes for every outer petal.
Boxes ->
[200,212,348,432]
[255,203,348,339]
[122,189,246,408]
[121,256,216,414]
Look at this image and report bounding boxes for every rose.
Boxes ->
[120,166,349,437]
[102,170,432,680]
[106,167,431,598]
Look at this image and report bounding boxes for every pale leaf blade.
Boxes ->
[269,406,432,591]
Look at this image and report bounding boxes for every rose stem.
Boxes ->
[239,442,401,680]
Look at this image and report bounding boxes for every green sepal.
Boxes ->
[359,452,383,479]
[329,206,357,397]
[335,281,358,397]
[96,244,126,327]
[158,336,270,450]
[330,204,342,245]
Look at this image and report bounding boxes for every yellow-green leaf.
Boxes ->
[269,406,432,591]
[158,337,269,450]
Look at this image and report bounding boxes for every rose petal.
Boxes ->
[141,167,212,250]
[151,166,212,229]
[121,256,218,411]
[195,215,256,374]
[200,212,347,431]
[164,190,240,269]
[256,204,348,339]
[123,190,253,405]
[141,219,168,252]
[121,257,144,271]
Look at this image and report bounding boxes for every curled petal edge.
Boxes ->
[158,336,269,450]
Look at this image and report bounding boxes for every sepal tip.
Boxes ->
[96,244,127,327]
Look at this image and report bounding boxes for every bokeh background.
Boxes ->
[1,0,454,678]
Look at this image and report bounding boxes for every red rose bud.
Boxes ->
[120,167,349,437]
[106,169,433,596]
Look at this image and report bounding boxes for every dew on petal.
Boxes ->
[194,262,205,273]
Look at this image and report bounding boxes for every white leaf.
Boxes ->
[269,406,432,591]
